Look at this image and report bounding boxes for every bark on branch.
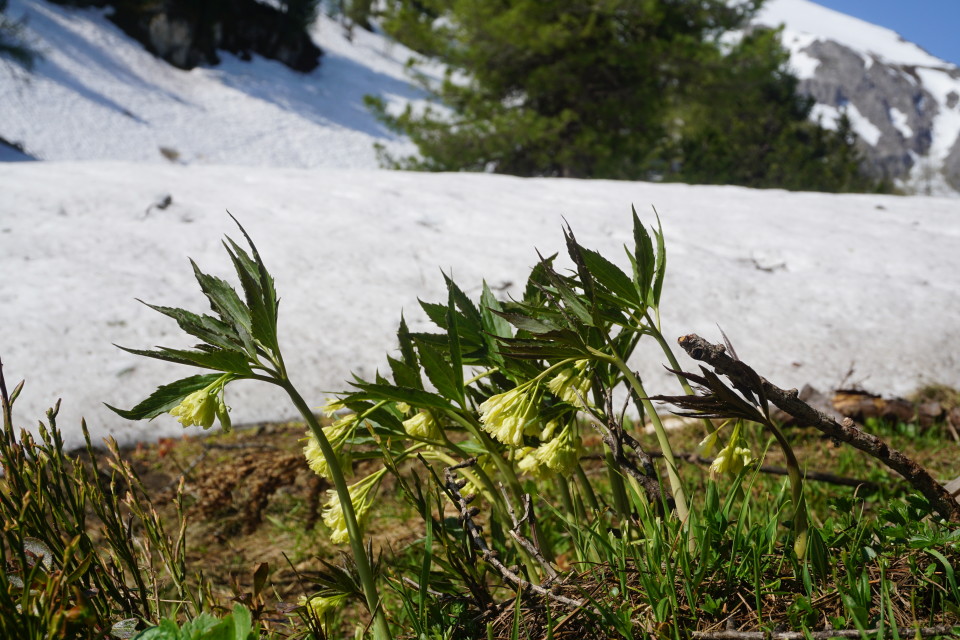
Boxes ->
[675,334,960,522]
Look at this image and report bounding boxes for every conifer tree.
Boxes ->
[370,0,880,192]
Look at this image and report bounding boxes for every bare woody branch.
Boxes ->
[675,334,960,521]
[692,624,959,640]
[443,460,588,612]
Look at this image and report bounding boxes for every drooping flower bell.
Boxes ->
[402,410,441,440]
[534,422,582,475]
[303,415,357,479]
[546,359,592,409]
[478,382,541,447]
[709,420,754,478]
[169,377,232,431]
[322,469,385,544]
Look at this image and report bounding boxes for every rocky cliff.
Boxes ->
[758,0,960,195]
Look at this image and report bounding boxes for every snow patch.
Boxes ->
[758,0,955,69]
[3,163,960,448]
[889,107,913,139]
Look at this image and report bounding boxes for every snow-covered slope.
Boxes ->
[3,162,959,448]
[1,1,959,448]
[757,0,960,195]
[0,0,426,168]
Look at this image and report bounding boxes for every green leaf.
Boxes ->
[140,302,242,352]
[632,206,656,304]
[480,281,511,367]
[223,236,280,354]
[190,260,255,354]
[523,252,557,303]
[652,211,667,307]
[419,299,449,329]
[491,309,560,335]
[578,246,640,306]
[227,214,279,347]
[349,382,455,411]
[388,355,422,390]
[397,314,418,371]
[414,337,461,405]
[118,346,252,376]
[445,288,465,404]
[229,604,254,640]
[106,374,222,421]
[443,272,483,332]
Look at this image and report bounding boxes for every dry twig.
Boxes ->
[443,460,587,611]
[675,334,960,521]
[692,624,959,640]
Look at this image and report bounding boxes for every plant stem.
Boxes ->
[279,379,390,640]
[764,420,808,558]
[590,348,689,523]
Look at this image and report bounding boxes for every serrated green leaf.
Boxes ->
[446,289,465,404]
[491,310,560,334]
[632,206,655,303]
[227,214,279,346]
[349,382,455,411]
[419,299,449,330]
[443,272,482,331]
[652,212,667,307]
[578,246,640,306]
[190,260,256,355]
[415,338,461,405]
[524,253,557,303]
[106,374,222,421]
[223,236,280,355]
[118,345,252,376]
[140,302,242,352]
[480,281,511,368]
[394,314,421,379]
[388,355,422,390]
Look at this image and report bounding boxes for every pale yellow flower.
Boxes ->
[515,446,547,478]
[322,470,384,544]
[298,593,347,617]
[402,410,441,440]
[534,424,581,474]
[170,388,218,429]
[303,416,356,479]
[708,421,753,478]
[478,384,541,447]
[697,429,720,457]
[320,398,346,417]
[395,401,411,415]
[546,360,592,408]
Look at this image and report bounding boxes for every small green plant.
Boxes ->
[132,604,258,640]
[0,363,203,638]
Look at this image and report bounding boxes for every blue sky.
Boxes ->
[812,0,960,65]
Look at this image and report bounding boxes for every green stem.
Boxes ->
[590,348,689,523]
[278,379,390,640]
[602,450,630,518]
[642,313,714,436]
[574,463,601,513]
[765,420,808,558]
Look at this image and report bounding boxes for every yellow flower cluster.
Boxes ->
[478,384,541,446]
[516,421,582,478]
[303,415,356,479]
[322,470,385,544]
[701,420,754,478]
[546,359,592,409]
[169,380,231,432]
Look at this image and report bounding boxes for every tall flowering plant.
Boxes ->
[109,218,390,640]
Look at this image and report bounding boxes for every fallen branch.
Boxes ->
[675,334,960,521]
[443,460,588,612]
[692,624,959,640]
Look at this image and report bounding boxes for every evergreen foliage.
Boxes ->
[370,0,882,192]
